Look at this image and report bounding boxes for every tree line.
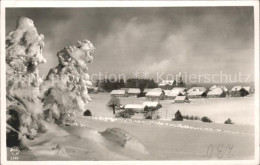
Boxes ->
[95,78,158,92]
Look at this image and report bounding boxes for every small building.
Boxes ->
[187,87,207,99]
[87,87,94,94]
[145,90,165,101]
[142,101,162,110]
[158,80,174,90]
[110,90,126,97]
[166,87,186,99]
[143,88,153,95]
[152,88,164,92]
[98,87,105,92]
[120,88,129,93]
[93,87,99,93]
[163,90,171,96]
[230,86,249,97]
[127,88,141,96]
[187,87,207,93]
[209,85,228,93]
[242,86,251,93]
[124,104,146,113]
[207,87,226,98]
[174,96,190,103]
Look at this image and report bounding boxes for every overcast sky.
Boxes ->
[6,7,254,82]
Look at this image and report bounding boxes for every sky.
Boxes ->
[6,7,255,83]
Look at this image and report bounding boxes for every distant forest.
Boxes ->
[95,78,157,92]
[94,78,254,92]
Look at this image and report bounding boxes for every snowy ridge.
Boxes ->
[84,116,251,136]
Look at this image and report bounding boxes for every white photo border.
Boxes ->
[1,1,259,165]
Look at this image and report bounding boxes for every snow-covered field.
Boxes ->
[77,117,254,160]
[87,93,255,125]
[12,117,254,160]
[10,92,255,160]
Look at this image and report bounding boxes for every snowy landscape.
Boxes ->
[4,6,256,162]
[87,93,255,126]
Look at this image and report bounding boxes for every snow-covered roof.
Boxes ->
[231,86,242,92]
[111,90,125,95]
[187,90,205,96]
[221,86,228,92]
[174,95,188,101]
[242,86,251,92]
[187,87,206,93]
[207,88,224,95]
[167,87,186,97]
[146,91,163,97]
[142,101,159,107]
[210,85,228,92]
[143,88,153,93]
[151,88,163,92]
[127,88,141,94]
[209,85,217,90]
[158,80,174,86]
[163,90,171,95]
[124,104,145,109]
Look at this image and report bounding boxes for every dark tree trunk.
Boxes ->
[112,105,115,114]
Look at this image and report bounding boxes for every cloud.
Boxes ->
[92,16,194,74]
[6,7,255,82]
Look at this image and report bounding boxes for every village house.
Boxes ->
[142,101,162,110]
[207,87,226,98]
[87,87,94,94]
[93,87,99,94]
[120,88,129,93]
[163,90,171,96]
[243,86,251,93]
[230,86,249,97]
[174,95,190,103]
[98,87,105,92]
[152,88,164,92]
[187,87,207,99]
[124,104,146,113]
[145,88,165,101]
[110,89,126,97]
[127,88,141,97]
[166,87,186,99]
[209,85,228,93]
[143,88,153,95]
[158,80,174,90]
